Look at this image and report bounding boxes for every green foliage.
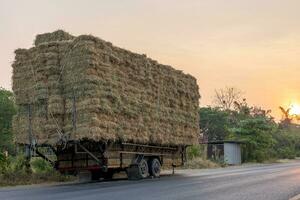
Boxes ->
[0,155,30,175]
[200,94,300,163]
[199,107,231,141]
[0,152,10,174]
[187,145,204,159]
[276,147,295,159]
[0,88,16,154]
[0,155,74,186]
[273,126,300,159]
[10,155,28,173]
[185,146,221,169]
[229,117,277,162]
[30,158,53,174]
[1,156,56,176]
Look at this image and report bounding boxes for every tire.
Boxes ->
[91,171,101,181]
[103,169,114,180]
[149,158,161,178]
[138,158,149,179]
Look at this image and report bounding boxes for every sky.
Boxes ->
[1,0,300,120]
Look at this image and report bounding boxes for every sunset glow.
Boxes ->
[289,104,300,116]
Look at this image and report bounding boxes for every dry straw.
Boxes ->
[12,30,200,146]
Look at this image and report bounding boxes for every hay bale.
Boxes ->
[34,30,74,46]
[12,30,200,146]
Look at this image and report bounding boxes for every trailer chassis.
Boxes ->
[24,141,187,180]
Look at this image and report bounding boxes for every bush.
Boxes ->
[0,152,10,174]
[277,147,296,159]
[30,158,54,174]
[186,145,204,159]
[0,88,17,155]
[272,126,300,159]
[229,117,276,162]
[0,155,74,186]
[10,155,28,173]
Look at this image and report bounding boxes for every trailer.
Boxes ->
[13,30,200,180]
[26,141,186,180]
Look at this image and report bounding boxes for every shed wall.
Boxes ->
[224,143,241,165]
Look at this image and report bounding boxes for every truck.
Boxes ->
[12,30,200,180]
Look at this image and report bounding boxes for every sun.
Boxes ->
[289,104,300,116]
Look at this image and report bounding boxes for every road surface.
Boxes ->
[1,162,300,200]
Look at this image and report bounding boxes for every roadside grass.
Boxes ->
[184,145,221,169]
[183,157,220,169]
[0,155,75,187]
[0,171,73,187]
[264,158,300,164]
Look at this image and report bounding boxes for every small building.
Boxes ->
[206,140,243,165]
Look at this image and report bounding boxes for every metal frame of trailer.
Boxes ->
[25,141,187,180]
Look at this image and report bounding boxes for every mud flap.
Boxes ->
[127,164,142,180]
[78,171,92,182]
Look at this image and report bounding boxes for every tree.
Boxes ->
[203,88,300,162]
[273,126,300,159]
[233,99,273,121]
[229,99,277,162]
[0,88,16,154]
[199,107,231,142]
[279,106,292,127]
[200,99,273,143]
[228,117,277,162]
[214,87,242,110]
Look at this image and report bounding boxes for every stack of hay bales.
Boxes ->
[12,30,200,146]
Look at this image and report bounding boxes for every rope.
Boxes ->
[56,42,78,138]
[28,45,66,146]
[156,68,161,134]
[57,47,71,82]
[28,62,39,144]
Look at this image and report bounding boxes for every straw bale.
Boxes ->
[34,30,74,46]
[12,30,200,146]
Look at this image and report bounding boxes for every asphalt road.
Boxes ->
[2,162,300,200]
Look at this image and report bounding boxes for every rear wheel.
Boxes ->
[138,159,149,179]
[149,158,161,178]
[127,158,150,180]
[91,171,101,181]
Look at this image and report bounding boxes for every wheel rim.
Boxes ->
[139,160,149,178]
